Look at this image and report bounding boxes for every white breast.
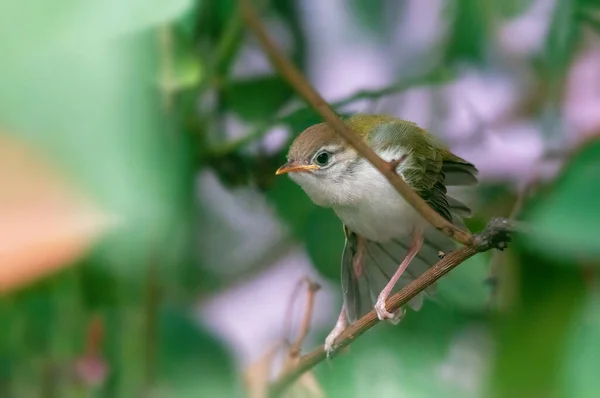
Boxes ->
[333,149,425,242]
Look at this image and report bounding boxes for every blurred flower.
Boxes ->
[0,133,114,293]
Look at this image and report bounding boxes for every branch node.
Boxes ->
[386,154,408,173]
[473,217,513,252]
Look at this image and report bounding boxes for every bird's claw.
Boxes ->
[374,297,395,321]
[324,327,343,357]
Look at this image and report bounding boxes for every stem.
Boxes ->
[239,0,473,246]
[269,218,512,397]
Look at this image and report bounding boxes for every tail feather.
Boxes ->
[448,196,472,218]
[443,160,478,186]
[342,227,457,324]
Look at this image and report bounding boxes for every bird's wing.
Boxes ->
[341,226,456,324]
[368,118,478,222]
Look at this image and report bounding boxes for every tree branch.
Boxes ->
[269,218,512,397]
[210,69,447,157]
[239,0,473,246]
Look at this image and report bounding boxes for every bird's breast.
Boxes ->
[333,189,424,242]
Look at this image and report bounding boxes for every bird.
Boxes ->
[275,114,478,354]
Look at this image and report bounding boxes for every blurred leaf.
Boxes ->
[271,0,308,67]
[283,108,325,133]
[524,139,600,261]
[267,177,314,237]
[0,2,195,279]
[0,136,110,293]
[436,253,490,312]
[159,30,205,93]
[489,0,535,18]
[267,177,344,280]
[156,307,238,397]
[223,76,295,121]
[490,239,585,397]
[317,306,487,398]
[0,0,195,52]
[563,290,600,398]
[303,208,345,280]
[445,0,490,63]
[543,0,580,101]
[347,0,390,39]
[490,237,586,397]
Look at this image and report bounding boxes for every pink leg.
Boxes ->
[374,228,424,321]
[324,304,348,356]
[324,237,367,356]
[353,236,367,278]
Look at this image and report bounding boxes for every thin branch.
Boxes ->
[209,69,447,157]
[269,218,512,397]
[286,278,321,361]
[239,0,473,246]
[282,277,310,344]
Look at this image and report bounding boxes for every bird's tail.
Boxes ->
[342,157,478,324]
[342,225,458,324]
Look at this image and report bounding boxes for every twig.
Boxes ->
[209,69,447,157]
[285,278,321,361]
[239,0,472,245]
[269,218,512,397]
[282,278,308,344]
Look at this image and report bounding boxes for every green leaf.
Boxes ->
[0,0,195,53]
[223,75,294,121]
[267,177,314,237]
[0,3,196,278]
[303,208,345,280]
[562,292,600,398]
[543,0,580,101]
[524,139,600,261]
[489,0,535,18]
[490,237,586,398]
[436,253,490,312]
[445,0,490,63]
[156,307,238,397]
[347,0,390,40]
[318,306,484,398]
[267,177,345,280]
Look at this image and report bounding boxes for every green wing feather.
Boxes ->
[347,114,478,222]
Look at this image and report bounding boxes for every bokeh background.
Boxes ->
[1,0,600,397]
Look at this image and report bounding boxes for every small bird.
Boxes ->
[276,114,478,353]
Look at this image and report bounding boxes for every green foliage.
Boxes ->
[525,139,600,260]
[318,306,486,398]
[436,254,491,312]
[490,237,586,397]
[156,308,238,397]
[2,0,600,397]
[223,76,295,121]
[543,0,581,101]
[563,292,600,398]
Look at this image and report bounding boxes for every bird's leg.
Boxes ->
[324,237,366,356]
[352,235,367,278]
[374,227,424,321]
[324,304,348,356]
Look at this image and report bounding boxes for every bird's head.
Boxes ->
[276,122,363,207]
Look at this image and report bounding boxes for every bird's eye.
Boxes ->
[314,151,331,166]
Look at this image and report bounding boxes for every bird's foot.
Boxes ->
[387,307,406,325]
[324,322,346,357]
[374,296,395,321]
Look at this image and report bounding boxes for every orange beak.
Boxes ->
[275,162,319,175]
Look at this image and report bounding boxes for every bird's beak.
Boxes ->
[275,162,319,175]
